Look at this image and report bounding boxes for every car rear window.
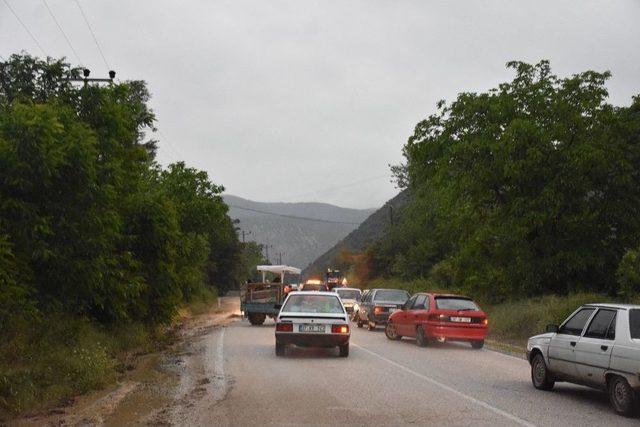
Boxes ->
[282,295,344,314]
[337,289,361,300]
[435,297,479,311]
[630,309,640,340]
[374,290,410,302]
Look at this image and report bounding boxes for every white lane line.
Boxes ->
[352,343,537,427]
[212,327,227,401]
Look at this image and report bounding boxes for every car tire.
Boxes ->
[471,340,484,349]
[339,343,349,357]
[608,375,637,416]
[367,321,376,331]
[275,342,285,357]
[385,322,402,340]
[531,353,555,391]
[248,313,266,325]
[416,326,429,347]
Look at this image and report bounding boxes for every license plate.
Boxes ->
[299,324,325,333]
[451,317,471,323]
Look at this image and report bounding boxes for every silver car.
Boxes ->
[527,303,640,416]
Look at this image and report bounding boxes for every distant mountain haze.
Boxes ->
[224,195,376,270]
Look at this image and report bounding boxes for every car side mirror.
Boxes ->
[545,324,559,333]
[275,304,282,310]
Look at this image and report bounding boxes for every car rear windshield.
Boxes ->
[282,295,344,314]
[337,289,361,300]
[630,309,640,340]
[435,297,479,311]
[374,290,409,302]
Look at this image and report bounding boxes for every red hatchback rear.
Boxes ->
[386,293,488,349]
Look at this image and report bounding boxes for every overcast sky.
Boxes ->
[2,1,640,209]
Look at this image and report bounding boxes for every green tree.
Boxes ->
[379,61,640,300]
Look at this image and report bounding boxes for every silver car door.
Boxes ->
[548,307,596,379]
[574,309,617,386]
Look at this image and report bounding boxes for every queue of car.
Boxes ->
[271,284,639,417]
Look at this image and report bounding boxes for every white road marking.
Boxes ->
[211,327,227,401]
[352,342,537,427]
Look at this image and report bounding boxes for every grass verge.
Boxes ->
[0,289,218,420]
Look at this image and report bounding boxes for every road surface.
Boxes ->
[175,297,636,426]
[18,296,637,426]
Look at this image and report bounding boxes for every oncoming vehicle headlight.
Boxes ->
[353,304,359,311]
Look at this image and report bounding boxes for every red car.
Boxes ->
[386,293,488,349]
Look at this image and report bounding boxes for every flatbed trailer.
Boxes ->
[240,265,301,325]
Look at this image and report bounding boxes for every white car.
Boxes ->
[527,303,640,416]
[334,287,362,319]
[275,291,351,357]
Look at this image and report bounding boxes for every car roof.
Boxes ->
[336,287,360,291]
[411,292,472,299]
[287,291,339,297]
[583,303,640,310]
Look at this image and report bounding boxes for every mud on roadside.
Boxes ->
[11,299,240,427]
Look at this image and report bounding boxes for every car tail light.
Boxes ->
[331,324,350,334]
[482,318,489,326]
[429,314,448,322]
[374,306,384,315]
[276,323,293,332]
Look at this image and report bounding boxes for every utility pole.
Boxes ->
[66,68,116,86]
[264,243,273,264]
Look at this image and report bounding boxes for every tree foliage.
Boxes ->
[0,54,247,332]
[371,61,640,301]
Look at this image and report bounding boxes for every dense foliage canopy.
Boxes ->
[370,61,640,301]
[0,54,248,332]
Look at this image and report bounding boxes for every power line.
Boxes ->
[2,0,47,57]
[74,0,109,70]
[43,0,82,65]
[281,174,390,201]
[227,204,362,225]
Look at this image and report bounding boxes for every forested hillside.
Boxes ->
[0,54,255,415]
[304,190,410,275]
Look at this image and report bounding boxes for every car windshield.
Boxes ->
[337,289,361,300]
[435,297,479,311]
[630,309,640,340]
[374,290,409,302]
[282,295,344,314]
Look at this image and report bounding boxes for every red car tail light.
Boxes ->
[331,324,350,334]
[374,306,384,315]
[276,323,293,332]
[482,318,489,326]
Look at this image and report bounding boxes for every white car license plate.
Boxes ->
[451,317,471,323]
[299,324,325,333]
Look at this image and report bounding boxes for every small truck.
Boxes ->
[240,265,301,325]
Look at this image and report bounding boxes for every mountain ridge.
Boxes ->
[223,195,376,269]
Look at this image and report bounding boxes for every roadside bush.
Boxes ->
[485,293,606,344]
[616,248,640,299]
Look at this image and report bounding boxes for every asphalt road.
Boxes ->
[201,298,637,427]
